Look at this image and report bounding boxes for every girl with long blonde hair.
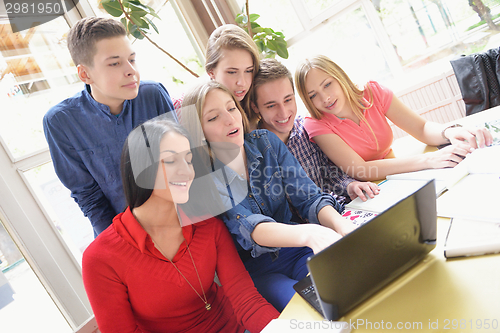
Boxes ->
[181,80,356,312]
[295,55,493,181]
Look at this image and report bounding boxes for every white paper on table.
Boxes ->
[444,218,500,258]
[437,174,500,222]
[345,179,430,214]
[463,145,500,174]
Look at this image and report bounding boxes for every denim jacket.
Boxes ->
[212,130,342,258]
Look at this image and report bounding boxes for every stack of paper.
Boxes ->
[436,145,500,221]
[444,218,500,258]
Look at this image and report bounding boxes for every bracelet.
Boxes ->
[441,124,463,141]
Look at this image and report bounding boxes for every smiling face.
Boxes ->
[201,88,244,149]
[253,77,297,143]
[208,48,254,101]
[152,132,194,205]
[305,68,350,118]
[78,35,140,114]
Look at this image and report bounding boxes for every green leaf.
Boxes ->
[274,38,287,47]
[130,14,149,29]
[267,39,277,51]
[127,21,144,40]
[128,0,160,19]
[134,31,144,39]
[144,16,159,34]
[261,47,275,58]
[252,26,264,34]
[276,43,289,59]
[127,0,148,9]
[128,4,147,17]
[255,40,265,53]
[265,52,276,59]
[101,0,123,17]
[131,9,148,17]
[252,35,266,45]
[132,27,144,39]
[128,21,137,34]
[249,14,260,22]
[121,17,128,31]
[235,13,245,24]
[236,9,287,59]
[147,8,161,20]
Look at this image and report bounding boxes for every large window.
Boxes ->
[130,0,205,98]
[0,219,72,333]
[0,17,81,159]
[89,0,204,98]
[0,0,204,331]
[0,3,95,330]
[0,14,93,259]
[236,0,500,89]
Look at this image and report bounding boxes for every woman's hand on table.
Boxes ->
[425,143,472,168]
[446,126,493,149]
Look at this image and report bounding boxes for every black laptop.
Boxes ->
[293,180,437,321]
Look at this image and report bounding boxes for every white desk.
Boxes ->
[280,108,500,332]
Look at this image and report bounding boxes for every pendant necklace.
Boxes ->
[154,239,211,311]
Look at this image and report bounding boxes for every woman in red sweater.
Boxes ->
[82,117,278,332]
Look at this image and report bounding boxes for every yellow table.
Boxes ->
[280,108,500,332]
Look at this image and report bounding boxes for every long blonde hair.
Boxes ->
[205,24,261,124]
[295,55,377,146]
[180,80,250,165]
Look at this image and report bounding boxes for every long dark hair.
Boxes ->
[121,114,224,220]
[121,115,186,209]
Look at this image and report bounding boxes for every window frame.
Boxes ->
[0,0,215,330]
[286,0,403,77]
[227,0,404,79]
[0,0,100,330]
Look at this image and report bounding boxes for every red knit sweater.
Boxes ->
[82,208,278,332]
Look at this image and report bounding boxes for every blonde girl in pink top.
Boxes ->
[295,55,493,181]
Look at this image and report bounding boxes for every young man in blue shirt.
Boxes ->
[43,17,176,236]
[249,58,379,204]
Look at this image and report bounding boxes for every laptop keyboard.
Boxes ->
[299,284,322,314]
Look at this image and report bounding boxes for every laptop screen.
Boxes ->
[306,180,437,321]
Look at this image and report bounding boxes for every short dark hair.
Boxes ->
[251,58,293,105]
[67,17,126,67]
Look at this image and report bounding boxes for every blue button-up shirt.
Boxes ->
[212,130,342,258]
[43,81,176,236]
